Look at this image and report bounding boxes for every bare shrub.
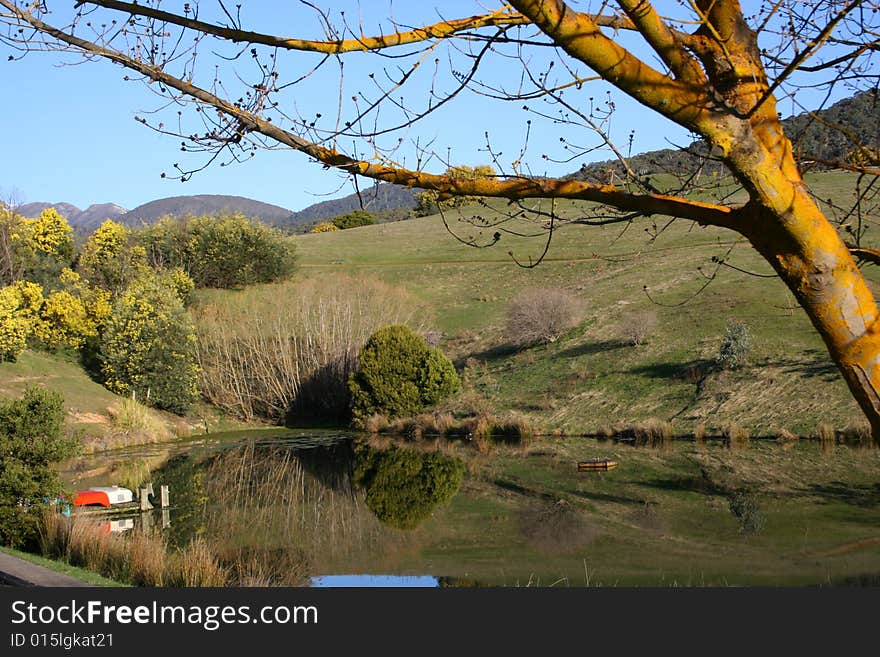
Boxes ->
[621,310,658,347]
[193,275,421,423]
[505,287,582,347]
[629,501,666,533]
[202,443,398,575]
[728,490,765,535]
[694,422,707,444]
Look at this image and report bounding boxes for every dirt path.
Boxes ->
[0,551,92,587]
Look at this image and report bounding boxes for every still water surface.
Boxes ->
[59,428,880,587]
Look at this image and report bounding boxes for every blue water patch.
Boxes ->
[311,575,439,587]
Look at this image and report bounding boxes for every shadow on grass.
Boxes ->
[629,359,715,382]
[493,478,644,505]
[454,344,519,368]
[558,340,630,358]
[758,350,840,382]
[799,481,880,507]
[639,476,724,497]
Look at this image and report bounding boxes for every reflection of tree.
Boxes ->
[353,441,465,530]
[153,453,208,547]
[152,438,419,584]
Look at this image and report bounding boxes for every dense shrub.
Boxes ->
[349,324,460,423]
[717,319,753,370]
[353,442,465,529]
[505,287,583,347]
[331,210,376,230]
[137,213,296,288]
[0,387,79,548]
[77,220,149,294]
[100,273,199,414]
[310,222,339,233]
[0,281,43,361]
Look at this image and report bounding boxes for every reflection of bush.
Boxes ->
[727,490,765,535]
[353,442,464,530]
[519,499,597,554]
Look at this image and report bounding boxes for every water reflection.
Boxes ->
[59,430,880,587]
[312,575,439,587]
[147,434,465,585]
[353,441,465,530]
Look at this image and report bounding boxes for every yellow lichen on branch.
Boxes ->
[84,0,637,53]
[1,1,733,228]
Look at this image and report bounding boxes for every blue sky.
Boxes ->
[0,1,853,213]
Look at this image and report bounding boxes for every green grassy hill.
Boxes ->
[3,170,874,440]
[294,170,878,437]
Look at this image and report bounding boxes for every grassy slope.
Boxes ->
[0,350,123,441]
[1,171,873,438]
[294,171,878,436]
[0,350,251,448]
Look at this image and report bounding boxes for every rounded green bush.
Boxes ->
[349,324,460,422]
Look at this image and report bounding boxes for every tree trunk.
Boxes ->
[736,173,880,442]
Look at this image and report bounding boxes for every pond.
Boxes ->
[57,429,880,587]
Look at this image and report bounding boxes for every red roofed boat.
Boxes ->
[73,486,135,508]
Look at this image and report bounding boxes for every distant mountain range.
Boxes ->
[121,195,294,227]
[16,202,128,232]
[16,91,878,232]
[17,185,418,233]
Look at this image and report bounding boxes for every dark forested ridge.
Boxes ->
[16,91,878,230]
[570,89,880,183]
[288,183,419,225]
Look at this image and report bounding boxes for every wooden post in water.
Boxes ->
[139,488,153,511]
[145,482,154,498]
[160,485,169,509]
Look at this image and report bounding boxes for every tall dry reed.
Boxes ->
[192,275,423,422]
[40,511,228,587]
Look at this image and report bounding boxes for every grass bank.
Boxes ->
[0,545,124,586]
